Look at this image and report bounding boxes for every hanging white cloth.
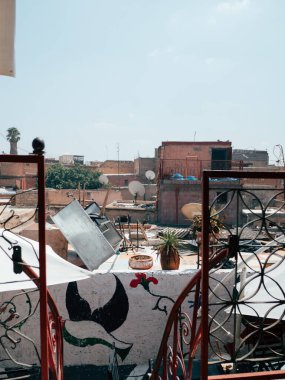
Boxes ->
[0,0,16,77]
[0,229,92,292]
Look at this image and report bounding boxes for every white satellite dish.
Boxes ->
[181,203,202,220]
[99,174,109,185]
[128,181,145,203]
[145,170,155,181]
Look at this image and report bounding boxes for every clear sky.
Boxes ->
[0,0,284,163]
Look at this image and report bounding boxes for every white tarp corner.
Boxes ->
[0,0,16,77]
[0,229,92,292]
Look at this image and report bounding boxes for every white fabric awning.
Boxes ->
[0,229,92,292]
[0,0,16,77]
[236,259,285,320]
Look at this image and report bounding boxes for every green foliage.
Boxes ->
[6,127,21,142]
[191,214,221,235]
[156,231,181,256]
[45,164,103,190]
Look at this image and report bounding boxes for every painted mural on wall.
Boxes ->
[63,274,133,361]
[129,273,175,315]
[0,290,40,367]
[0,270,202,367]
[62,272,182,361]
[61,271,200,364]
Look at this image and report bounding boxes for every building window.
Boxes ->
[124,179,128,186]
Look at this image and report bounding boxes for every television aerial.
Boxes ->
[98,174,109,185]
[145,170,155,181]
[128,180,145,203]
[181,203,202,220]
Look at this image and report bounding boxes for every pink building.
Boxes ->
[156,141,236,225]
[157,140,232,180]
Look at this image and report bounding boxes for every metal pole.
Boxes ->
[34,140,49,380]
[201,171,210,380]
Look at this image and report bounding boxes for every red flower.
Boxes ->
[130,273,158,289]
[147,276,158,285]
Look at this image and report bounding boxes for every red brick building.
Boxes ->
[156,141,235,225]
[157,141,232,180]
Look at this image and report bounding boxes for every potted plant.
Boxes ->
[156,231,181,270]
[192,214,220,241]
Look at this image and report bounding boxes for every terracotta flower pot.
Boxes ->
[160,252,180,270]
[129,255,153,270]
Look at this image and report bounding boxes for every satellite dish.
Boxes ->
[181,203,202,220]
[99,174,109,185]
[128,181,145,203]
[145,170,155,181]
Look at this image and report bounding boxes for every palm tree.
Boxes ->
[6,127,20,154]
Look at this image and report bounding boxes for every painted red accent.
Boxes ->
[130,279,140,288]
[130,273,158,287]
[147,276,158,285]
[0,154,63,380]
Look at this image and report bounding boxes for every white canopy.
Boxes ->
[0,0,15,77]
[236,258,285,320]
[222,237,285,321]
[0,229,92,292]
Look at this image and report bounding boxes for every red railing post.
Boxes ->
[34,140,49,380]
[201,170,210,380]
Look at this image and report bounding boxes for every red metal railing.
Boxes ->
[22,264,63,380]
[201,170,285,380]
[151,169,285,379]
[150,247,229,380]
[0,140,63,379]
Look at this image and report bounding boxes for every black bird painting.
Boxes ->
[64,274,132,361]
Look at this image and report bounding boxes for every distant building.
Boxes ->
[73,155,84,165]
[156,140,236,225]
[99,160,134,175]
[134,157,156,178]
[157,140,232,180]
[232,149,269,167]
[59,154,84,165]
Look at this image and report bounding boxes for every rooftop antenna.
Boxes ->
[145,170,155,183]
[128,180,145,204]
[194,131,196,142]
[117,143,120,189]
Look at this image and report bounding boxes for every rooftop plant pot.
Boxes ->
[160,251,180,270]
[128,255,153,270]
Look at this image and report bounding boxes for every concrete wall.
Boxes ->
[14,189,123,208]
[157,181,239,226]
[134,157,156,177]
[105,203,156,223]
[0,162,37,177]
[0,269,230,368]
[0,162,37,189]
[106,174,139,187]
[19,223,68,259]
[99,160,134,175]
[119,184,157,202]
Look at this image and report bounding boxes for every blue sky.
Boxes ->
[0,0,284,163]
